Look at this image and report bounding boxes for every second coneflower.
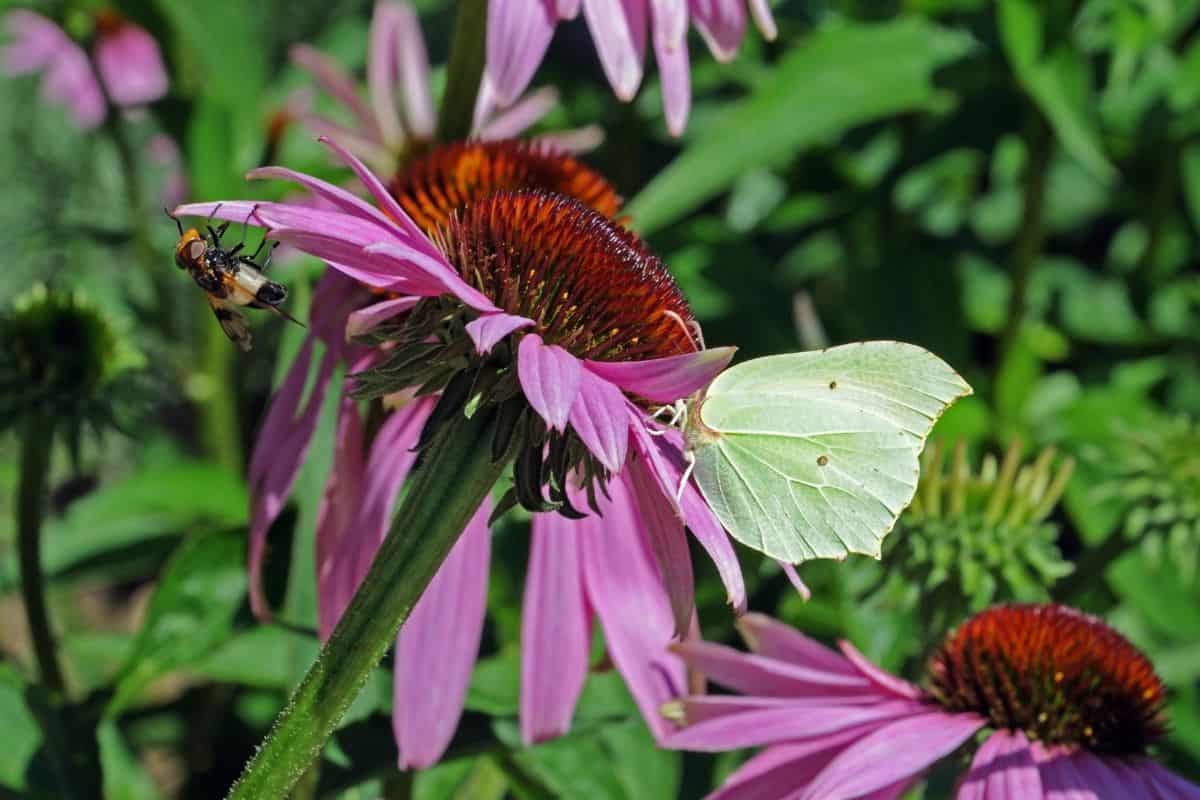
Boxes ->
[666,605,1199,800]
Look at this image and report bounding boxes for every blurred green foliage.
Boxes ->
[1,0,1199,796]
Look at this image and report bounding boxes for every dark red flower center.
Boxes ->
[437,190,697,362]
[94,8,126,36]
[927,604,1166,755]
[389,140,623,237]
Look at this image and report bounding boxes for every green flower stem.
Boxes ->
[226,409,509,800]
[17,417,65,697]
[436,0,488,142]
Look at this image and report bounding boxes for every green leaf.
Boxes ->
[106,530,247,715]
[0,450,246,592]
[626,18,974,234]
[98,721,161,800]
[195,626,318,689]
[688,342,972,563]
[0,665,44,794]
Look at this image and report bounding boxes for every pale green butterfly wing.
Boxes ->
[689,341,971,564]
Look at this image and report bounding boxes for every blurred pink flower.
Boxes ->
[486,0,777,136]
[93,9,168,106]
[174,135,746,766]
[2,10,104,129]
[290,0,602,174]
[1,8,166,130]
[667,606,1199,800]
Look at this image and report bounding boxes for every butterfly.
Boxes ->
[681,341,972,565]
[168,206,302,351]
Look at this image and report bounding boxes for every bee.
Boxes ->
[168,206,302,351]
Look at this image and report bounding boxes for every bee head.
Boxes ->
[174,228,207,271]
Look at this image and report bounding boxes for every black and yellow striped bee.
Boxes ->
[168,207,301,351]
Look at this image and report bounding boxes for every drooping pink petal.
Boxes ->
[521,511,592,744]
[363,242,499,312]
[345,296,420,339]
[556,0,582,17]
[6,11,109,131]
[673,694,877,727]
[486,0,558,106]
[518,333,582,432]
[394,501,492,769]
[291,112,394,170]
[534,125,606,153]
[94,20,167,106]
[706,733,865,800]
[733,612,859,675]
[1132,759,1200,799]
[747,0,777,40]
[315,397,365,641]
[799,711,985,800]
[290,44,379,137]
[2,10,68,73]
[624,460,694,638]
[247,338,338,617]
[581,0,646,101]
[957,730,1043,800]
[837,640,924,701]
[1053,749,1133,800]
[689,0,747,63]
[580,477,686,742]
[665,698,929,751]
[367,0,405,148]
[779,561,812,601]
[326,397,435,628]
[172,201,265,227]
[465,313,535,355]
[584,345,734,403]
[650,0,690,136]
[477,86,559,141]
[567,368,630,473]
[391,1,435,139]
[670,640,872,697]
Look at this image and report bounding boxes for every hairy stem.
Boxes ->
[17,418,65,696]
[436,0,488,142]
[225,409,508,799]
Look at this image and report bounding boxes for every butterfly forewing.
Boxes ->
[690,341,972,564]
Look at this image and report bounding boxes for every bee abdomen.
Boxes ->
[255,281,288,305]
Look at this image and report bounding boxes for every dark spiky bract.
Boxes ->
[927,604,1166,756]
[441,190,696,361]
[390,140,623,236]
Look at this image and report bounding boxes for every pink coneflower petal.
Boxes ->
[625,458,694,638]
[670,640,872,697]
[665,697,930,751]
[583,345,735,403]
[518,333,583,432]
[486,0,558,106]
[391,1,434,139]
[316,397,366,640]
[566,368,630,473]
[368,0,407,148]
[689,0,747,63]
[40,39,106,129]
[520,514,592,744]
[247,167,401,237]
[345,296,420,339]
[799,711,985,800]
[747,0,776,41]
[363,242,499,310]
[1134,758,1200,799]
[247,338,338,617]
[290,44,379,137]
[580,477,686,742]
[535,125,606,153]
[477,86,559,141]
[707,732,867,800]
[394,500,491,769]
[556,0,582,17]
[958,730,1043,800]
[734,612,860,676]
[582,0,646,101]
[651,0,691,137]
[94,16,168,106]
[2,10,67,73]
[838,639,924,701]
[779,561,812,602]
[465,313,536,355]
[291,112,395,170]
[670,694,872,727]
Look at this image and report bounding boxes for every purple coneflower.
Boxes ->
[174,136,749,765]
[666,605,1200,799]
[1,8,166,130]
[487,0,777,136]
[289,0,601,175]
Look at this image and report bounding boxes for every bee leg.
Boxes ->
[227,241,245,257]
[165,208,183,236]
